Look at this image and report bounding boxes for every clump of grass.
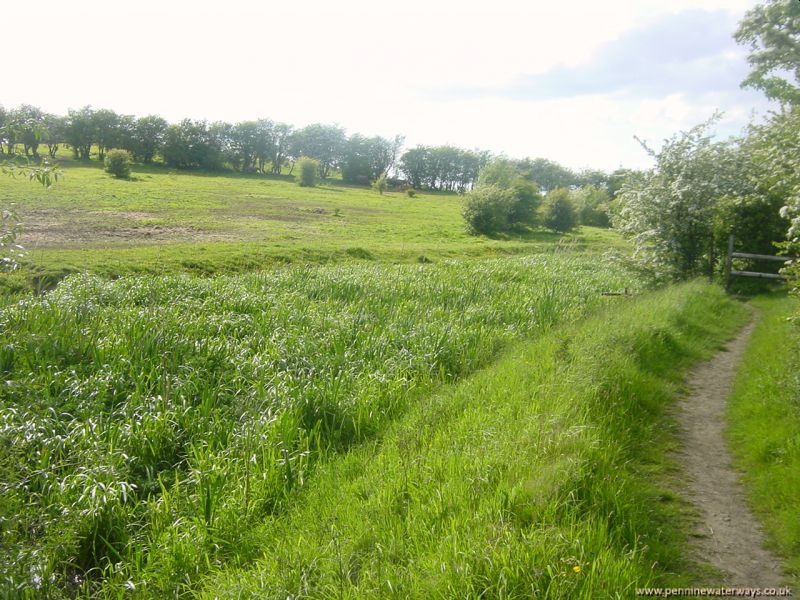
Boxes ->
[0,255,636,596]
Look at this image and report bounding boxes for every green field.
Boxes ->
[0,255,636,597]
[1,158,797,597]
[0,159,625,294]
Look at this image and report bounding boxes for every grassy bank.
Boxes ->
[0,255,635,597]
[727,292,800,587]
[198,281,747,599]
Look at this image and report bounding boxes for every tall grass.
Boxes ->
[726,293,800,587]
[0,255,634,597]
[200,281,747,599]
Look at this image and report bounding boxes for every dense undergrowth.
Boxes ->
[727,292,800,588]
[0,255,634,597]
[200,281,747,598]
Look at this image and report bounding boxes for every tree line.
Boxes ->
[0,104,625,193]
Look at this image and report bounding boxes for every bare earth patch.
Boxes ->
[676,312,787,587]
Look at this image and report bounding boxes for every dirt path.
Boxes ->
[676,311,786,587]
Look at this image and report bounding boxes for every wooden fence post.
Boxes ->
[724,234,734,290]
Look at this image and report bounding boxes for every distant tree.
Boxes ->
[269,123,294,175]
[735,0,800,105]
[92,108,122,161]
[162,119,223,170]
[576,168,610,190]
[12,105,46,158]
[477,158,541,227]
[400,145,486,191]
[42,113,67,159]
[542,188,578,232]
[291,123,347,178]
[230,121,262,171]
[572,185,611,227]
[0,106,6,156]
[252,119,276,174]
[65,106,96,160]
[130,115,168,164]
[297,156,319,187]
[104,149,133,179]
[342,134,403,184]
[462,185,514,235]
[518,157,576,192]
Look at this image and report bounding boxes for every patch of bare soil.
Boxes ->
[676,312,787,588]
[16,209,240,248]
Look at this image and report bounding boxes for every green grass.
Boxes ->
[0,255,636,597]
[0,158,628,294]
[726,292,800,588]
[197,281,748,599]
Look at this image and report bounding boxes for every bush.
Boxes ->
[372,175,387,195]
[542,188,578,233]
[406,188,417,198]
[508,178,541,227]
[463,185,514,235]
[297,157,319,187]
[104,149,133,179]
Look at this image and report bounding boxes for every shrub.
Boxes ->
[508,178,541,227]
[406,188,417,198]
[297,157,319,187]
[462,185,514,235]
[104,149,133,179]
[372,175,387,195]
[542,188,578,233]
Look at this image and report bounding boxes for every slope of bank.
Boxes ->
[727,293,800,589]
[200,281,748,599]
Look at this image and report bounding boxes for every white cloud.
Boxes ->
[3,0,770,171]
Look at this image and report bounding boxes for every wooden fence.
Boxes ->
[724,234,794,288]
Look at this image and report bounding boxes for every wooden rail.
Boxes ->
[725,234,794,289]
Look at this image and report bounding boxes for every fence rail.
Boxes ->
[724,234,794,289]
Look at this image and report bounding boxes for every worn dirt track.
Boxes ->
[676,312,787,588]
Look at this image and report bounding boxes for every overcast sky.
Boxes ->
[3,0,774,171]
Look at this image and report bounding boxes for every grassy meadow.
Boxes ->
[0,255,637,597]
[1,156,795,597]
[0,158,625,294]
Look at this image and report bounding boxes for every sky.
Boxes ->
[3,0,775,171]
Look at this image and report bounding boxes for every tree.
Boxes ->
[162,119,223,170]
[65,106,96,160]
[42,114,67,159]
[478,158,541,226]
[92,109,123,161]
[130,115,167,164]
[572,185,611,227]
[735,0,800,105]
[542,188,578,233]
[291,124,346,178]
[0,105,6,156]
[12,105,46,158]
[518,157,576,192]
[614,118,742,279]
[341,134,403,184]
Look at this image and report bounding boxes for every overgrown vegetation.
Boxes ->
[0,255,636,596]
[200,281,747,598]
[727,293,800,586]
